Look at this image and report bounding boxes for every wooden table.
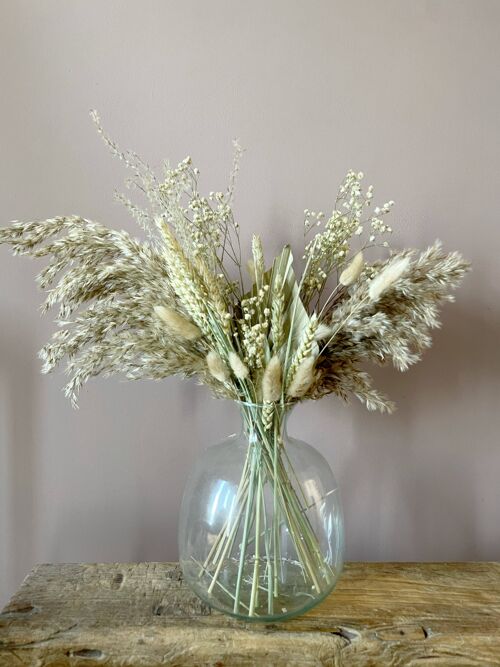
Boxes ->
[1,562,499,666]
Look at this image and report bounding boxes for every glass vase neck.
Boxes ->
[235,401,295,440]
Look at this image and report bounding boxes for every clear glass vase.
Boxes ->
[178,402,344,621]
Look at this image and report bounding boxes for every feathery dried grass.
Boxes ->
[0,115,469,412]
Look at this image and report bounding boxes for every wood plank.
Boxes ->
[1,562,499,666]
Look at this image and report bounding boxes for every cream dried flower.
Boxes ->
[206,351,230,383]
[154,305,201,340]
[262,355,282,402]
[252,234,265,287]
[286,314,318,386]
[270,287,285,351]
[368,256,410,302]
[228,351,249,380]
[339,251,364,287]
[314,323,332,341]
[287,355,316,398]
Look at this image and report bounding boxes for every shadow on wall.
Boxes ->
[0,317,38,605]
[342,300,500,561]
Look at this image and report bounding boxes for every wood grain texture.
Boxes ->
[1,562,500,666]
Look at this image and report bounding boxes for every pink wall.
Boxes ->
[1,0,499,605]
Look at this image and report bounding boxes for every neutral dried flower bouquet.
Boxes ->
[0,113,469,620]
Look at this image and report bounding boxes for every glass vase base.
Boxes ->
[179,402,345,622]
[182,557,340,621]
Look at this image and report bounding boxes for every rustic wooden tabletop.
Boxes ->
[1,562,499,666]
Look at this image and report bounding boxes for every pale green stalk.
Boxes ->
[249,471,262,616]
[191,557,253,614]
[259,480,274,614]
[233,444,258,613]
[205,401,332,614]
[273,416,280,597]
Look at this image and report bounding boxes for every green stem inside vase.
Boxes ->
[198,402,334,617]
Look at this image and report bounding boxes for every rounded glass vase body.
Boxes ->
[179,403,344,621]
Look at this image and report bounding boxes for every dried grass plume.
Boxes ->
[207,351,230,383]
[339,251,364,287]
[228,351,249,380]
[154,305,201,340]
[262,355,282,402]
[0,114,469,414]
[287,356,316,398]
[368,256,410,302]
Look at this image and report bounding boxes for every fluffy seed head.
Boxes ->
[262,355,282,402]
[228,351,249,380]
[339,251,364,287]
[154,305,201,340]
[206,350,230,383]
[368,256,410,302]
[287,355,316,398]
[314,323,332,341]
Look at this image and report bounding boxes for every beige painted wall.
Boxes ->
[1,0,499,605]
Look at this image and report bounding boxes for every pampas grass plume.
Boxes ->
[262,355,282,402]
[368,256,410,302]
[228,351,249,380]
[154,305,201,340]
[339,251,364,287]
[206,350,230,383]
